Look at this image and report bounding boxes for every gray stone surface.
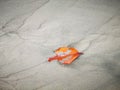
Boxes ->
[0,0,120,90]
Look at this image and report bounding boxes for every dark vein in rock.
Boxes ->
[33,80,56,90]
[0,79,16,90]
[16,0,50,32]
[0,0,50,38]
[0,61,46,79]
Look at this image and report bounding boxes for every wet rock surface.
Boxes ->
[0,0,120,90]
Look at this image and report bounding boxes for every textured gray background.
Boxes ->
[0,0,120,90]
